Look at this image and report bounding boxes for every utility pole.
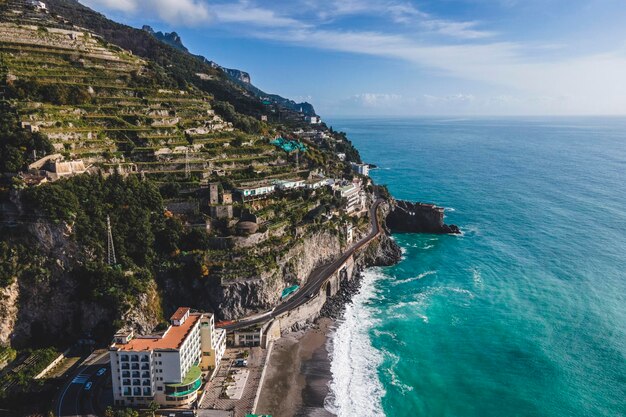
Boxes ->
[106,215,116,266]
[295,149,299,170]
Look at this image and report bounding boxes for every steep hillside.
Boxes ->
[0,0,364,350]
[0,2,387,413]
[140,23,317,116]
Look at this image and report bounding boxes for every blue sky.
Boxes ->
[81,0,626,116]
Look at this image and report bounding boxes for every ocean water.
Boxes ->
[325,117,626,417]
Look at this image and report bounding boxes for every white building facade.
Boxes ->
[109,308,225,408]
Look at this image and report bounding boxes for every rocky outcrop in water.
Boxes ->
[386,200,460,234]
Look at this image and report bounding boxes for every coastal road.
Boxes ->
[222,199,384,332]
[55,351,110,417]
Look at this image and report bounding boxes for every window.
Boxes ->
[132,379,140,386]
[122,371,130,378]
[133,387,141,396]
[142,379,150,386]
[121,363,130,370]
[131,363,139,370]
[130,354,139,362]
[120,355,129,362]
[157,386,163,391]
[131,371,140,378]
[143,387,151,396]
[123,379,131,386]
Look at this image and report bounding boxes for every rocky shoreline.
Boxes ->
[387,200,460,234]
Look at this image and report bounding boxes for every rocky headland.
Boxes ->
[386,200,460,234]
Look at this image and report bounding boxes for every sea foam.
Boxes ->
[326,269,386,417]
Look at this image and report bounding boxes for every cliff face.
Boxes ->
[386,200,460,234]
[0,214,161,348]
[158,229,344,320]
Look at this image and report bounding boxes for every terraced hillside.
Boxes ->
[0,7,266,181]
[0,0,374,377]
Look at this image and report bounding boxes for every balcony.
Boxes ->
[164,365,201,397]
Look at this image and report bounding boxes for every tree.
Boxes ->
[148,401,160,417]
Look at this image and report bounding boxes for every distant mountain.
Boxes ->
[141,25,188,53]
[140,23,316,116]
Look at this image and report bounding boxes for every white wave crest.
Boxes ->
[326,270,386,417]
[391,270,436,286]
[471,267,484,289]
[385,352,415,394]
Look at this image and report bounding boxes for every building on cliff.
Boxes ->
[109,307,225,408]
[235,181,276,201]
[351,162,370,177]
[338,182,365,215]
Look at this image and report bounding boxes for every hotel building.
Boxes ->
[109,307,226,408]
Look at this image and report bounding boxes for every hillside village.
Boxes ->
[0,1,382,414]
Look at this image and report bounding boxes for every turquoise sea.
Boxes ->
[324,117,626,417]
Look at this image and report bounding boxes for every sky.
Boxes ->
[80,0,626,116]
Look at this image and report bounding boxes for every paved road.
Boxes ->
[55,352,110,417]
[54,200,384,414]
[222,199,384,332]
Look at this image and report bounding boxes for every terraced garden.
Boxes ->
[0,4,308,184]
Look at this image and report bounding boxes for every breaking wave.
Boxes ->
[326,269,386,417]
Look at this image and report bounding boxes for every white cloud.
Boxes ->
[211,1,306,28]
[82,0,211,26]
[250,23,626,114]
[351,93,403,107]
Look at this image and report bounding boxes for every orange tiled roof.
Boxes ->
[114,313,200,352]
[170,307,190,322]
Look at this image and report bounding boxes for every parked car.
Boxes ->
[96,367,107,376]
[84,382,92,391]
[234,359,248,367]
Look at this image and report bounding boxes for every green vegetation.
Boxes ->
[212,100,262,134]
[0,102,53,172]
[104,407,140,417]
[0,346,17,366]
[0,347,58,401]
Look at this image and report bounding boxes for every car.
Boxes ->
[84,382,92,391]
[234,359,248,367]
[96,367,107,376]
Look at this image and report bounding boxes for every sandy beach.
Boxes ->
[255,318,336,417]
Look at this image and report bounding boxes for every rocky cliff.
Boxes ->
[0,196,161,347]
[158,229,345,320]
[386,200,460,234]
